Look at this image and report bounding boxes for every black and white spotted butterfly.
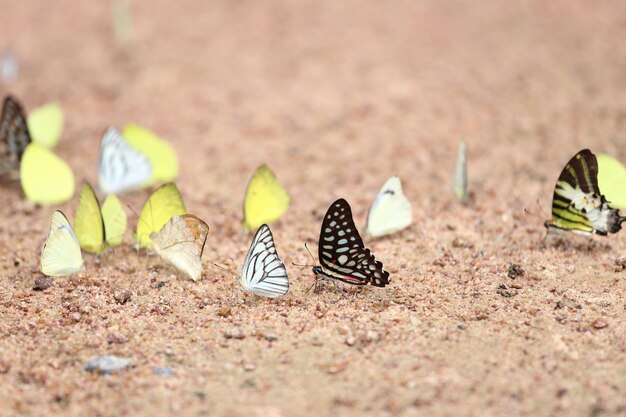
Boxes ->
[312,198,390,287]
[0,95,31,178]
[98,127,153,194]
[239,224,290,297]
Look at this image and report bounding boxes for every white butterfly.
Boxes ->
[239,224,289,297]
[151,214,209,281]
[40,211,84,276]
[364,176,412,237]
[98,127,153,194]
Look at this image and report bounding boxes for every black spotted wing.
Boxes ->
[317,198,390,287]
[0,95,31,177]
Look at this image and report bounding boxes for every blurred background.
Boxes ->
[2,0,626,217]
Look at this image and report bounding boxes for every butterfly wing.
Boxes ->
[364,176,412,237]
[597,153,626,210]
[0,95,31,177]
[27,102,63,148]
[240,224,289,297]
[73,183,106,253]
[102,193,127,247]
[20,143,75,205]
[243,164,290,230]
[318,199,390,287]
[40,210,83,276]
[454,140,469,202]
[151,214,209,281]
[546,149,624,235]
[98,127,153,194]
[136,182,186,248]
[123,123,178,183]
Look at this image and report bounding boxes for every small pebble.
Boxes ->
[84,356,132,375]
[345,335,356,346]
[364,330,380,343]
[496,283,517,297]
[243,363,256,372]
[218,306,231,317]
[113,289,131,305]
[507,263,524,279]
[33,276,53,291]
[224,328,245,340]
[592,318,608,329]
[263,331,278,342]
[153,367,175,377]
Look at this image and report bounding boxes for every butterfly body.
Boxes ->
[243,165,290,230]
[40,211,84,276]
[0,95,30,178]
[364,176,412,237]
[74,182,127,253]
[545,149,625,236]
[314,198,390,288]
[99,127,152,194]
[136,182,186,248]
[151,214,209,281]
[239,224,289,297]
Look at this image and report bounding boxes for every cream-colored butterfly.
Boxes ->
[40,211,84,277]
[151,214,209,281]
[364,176,412,237]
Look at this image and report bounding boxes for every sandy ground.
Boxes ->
[1,0,626,416]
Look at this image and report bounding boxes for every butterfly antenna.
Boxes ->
[292,243,316,268]
[305,242,316,264]
[229,257,238,272]
[213,262,238,278]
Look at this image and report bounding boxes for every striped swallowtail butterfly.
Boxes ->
[545,149,625,235]
[313,198,390,287]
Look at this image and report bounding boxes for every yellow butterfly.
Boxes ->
[73,182,127,253]
[20,143,74,205]
[151,214,209,281]
[40,210,84,276]
[27,102,64,148]
[243,164,290,230]
[136,182,186,248]
[123,123,178,183]
[597,153,626,210]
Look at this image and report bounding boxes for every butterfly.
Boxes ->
[123,123,178,183]
[98,127,153,194]
[597,153,626,210]
[27,102,64,148]
[40,210,84,276]
[135,182,186,248]
[243,164,290,230]
[0,95,31,178]
[313,198,390,287]
[238,224,289,297]
[151,214,209,281]
[74,182,127,253]
[364,176,412,237]
[545,149,625,235]
[20,143,75,205]
[454,140,468,203]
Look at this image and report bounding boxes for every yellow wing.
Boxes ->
[243,164,290,230]
[123,123,178,183]
[40,210,83,277]
[136,182,186,248]
[102,193,127,246]
[151,214,209,281]
[20,143,74,205]
[74,182,105,253]
[27,102,64,148]
[597,153,626,210]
